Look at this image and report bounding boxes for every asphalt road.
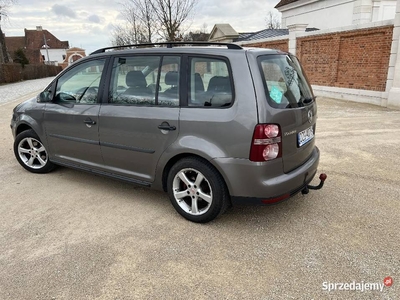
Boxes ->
[0,80,399,299]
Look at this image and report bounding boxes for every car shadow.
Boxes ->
[50,166,313,229]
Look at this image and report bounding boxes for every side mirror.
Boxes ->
[37,91,52,103]
[54,92,77,102]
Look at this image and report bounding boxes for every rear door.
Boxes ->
[257,54,317,173]
[98,55,180,183]
[44,58,107,167]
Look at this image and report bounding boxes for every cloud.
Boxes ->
[88,14,101,24]
[192,0,279,32]
[4,0,282,57]
[106,23,115,31]
[51,4,77,19]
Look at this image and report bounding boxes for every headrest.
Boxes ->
[194,73,204,92]
[207,76,231,92]
[126,71,147,88]
[165,71,179,86]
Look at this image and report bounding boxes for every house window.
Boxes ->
[372,1,396,21]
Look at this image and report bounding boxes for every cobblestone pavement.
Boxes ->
[0,77,54,105]
[0,80,399,299]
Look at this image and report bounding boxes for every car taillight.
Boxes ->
[250,124,282,162]
[264,124,279,138]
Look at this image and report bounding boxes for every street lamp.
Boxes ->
[36,26,50,64]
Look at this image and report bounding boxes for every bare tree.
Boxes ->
[151,0,198,41]
[134,0,157,42]
[112,0,158,46]
[0,27,8,63]
[112,23,145,46]
[183,23,209,42]
[0,0,17,63]
[112,0,198,45]
[265,10,281,29]
[0,0,16,20]
[116,1,148,45]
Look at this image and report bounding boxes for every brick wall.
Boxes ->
[245,39,289,52]
[296,25,393,91]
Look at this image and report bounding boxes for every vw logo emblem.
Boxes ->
[308,110,313,124]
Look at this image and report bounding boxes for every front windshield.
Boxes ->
[258,54,314,109]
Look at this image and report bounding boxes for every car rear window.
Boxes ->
[258,54,314,109]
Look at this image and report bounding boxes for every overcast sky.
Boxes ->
[2,0,281,54]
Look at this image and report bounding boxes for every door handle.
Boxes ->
[84,119,96,125]
[158,124,176,131]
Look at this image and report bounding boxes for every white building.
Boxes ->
[276,0,397,29]
[40,48,67,66]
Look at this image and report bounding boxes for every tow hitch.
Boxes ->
[302,173,327,195]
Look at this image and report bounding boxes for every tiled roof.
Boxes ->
[4,37,25,51]
[5,28,70,64]
[236,29,289,41]
[6,29,69,52]
[24,29,69,50]
[235,27,319,42]
[275,0,300,8]
[237,32,255,40]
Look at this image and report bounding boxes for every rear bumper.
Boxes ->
[230,171,316,205]
[212,147,320,205]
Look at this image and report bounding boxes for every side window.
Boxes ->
[55,59,106,104]
[188,57,233,107]
[157,56,180,106]
[110,56,159,105]
[109,55,180,106]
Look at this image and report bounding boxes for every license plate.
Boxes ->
[298,126,314,147]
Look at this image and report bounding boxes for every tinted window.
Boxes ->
[157,56,180,106]
[258,54,314,109]
[109,55,180,106]
[55,59,106,104]
[188,57,233,107]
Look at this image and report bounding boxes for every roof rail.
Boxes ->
[90,41,242,55]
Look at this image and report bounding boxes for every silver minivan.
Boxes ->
[11,42,326,223]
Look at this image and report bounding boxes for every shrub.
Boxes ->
[13,48,30,68]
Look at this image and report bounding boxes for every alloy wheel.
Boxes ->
[18,137,48,170]
[172,168,213,216]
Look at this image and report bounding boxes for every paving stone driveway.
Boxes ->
[0,79,399,299]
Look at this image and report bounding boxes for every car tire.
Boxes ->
[14,129,55,174]
[167,157,229,223]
